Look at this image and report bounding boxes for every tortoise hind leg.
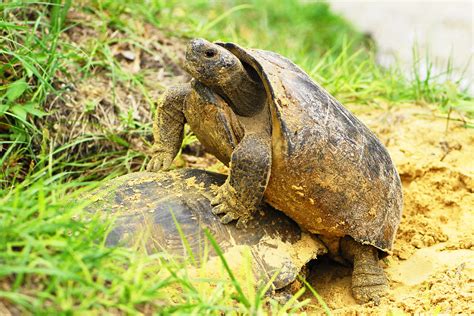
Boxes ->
[340,236,388,304]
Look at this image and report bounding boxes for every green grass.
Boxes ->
[0,0,472,314]
[1,155,313,314]
[0,162,316,314]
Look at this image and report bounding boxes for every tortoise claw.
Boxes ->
[161,156,173,170]
[220,212,250,228]
[210,192,224,206]
[212,204,227,215]
[220,212,239,224]
[147,147,175,172]
[146,156,160,171]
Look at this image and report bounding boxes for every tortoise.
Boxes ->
[147,39,403,303]
[85,168,327,295]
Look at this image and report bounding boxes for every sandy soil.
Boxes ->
[179,100,474,314]
[307,104,473,314]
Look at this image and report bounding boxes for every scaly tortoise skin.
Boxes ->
[85,169,326,292]
[148,39,403,303]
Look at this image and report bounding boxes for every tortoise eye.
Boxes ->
[205,49,217,58]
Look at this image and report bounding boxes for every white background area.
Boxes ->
[329,0,473,93]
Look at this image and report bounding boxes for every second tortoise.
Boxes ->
[85,169,326,295]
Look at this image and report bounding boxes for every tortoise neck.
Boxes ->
[220,63,266,117]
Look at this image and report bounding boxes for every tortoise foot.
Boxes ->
[210,181,253,228]
[341,236,389,304]
[351,271,388,305]
[147,146,175,171]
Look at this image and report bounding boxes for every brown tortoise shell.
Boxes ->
[217,42,403,254]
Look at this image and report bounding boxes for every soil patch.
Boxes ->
[41,9,190,158]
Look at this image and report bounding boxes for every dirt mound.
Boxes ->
[41,9,190,157]
[308,104,474,314]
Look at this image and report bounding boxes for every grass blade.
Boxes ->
[299,275,332,316]
[169,207,197,266]
[204,228,251,308]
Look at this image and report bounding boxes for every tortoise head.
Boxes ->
[185,39,267,117]
[185,38,242,89]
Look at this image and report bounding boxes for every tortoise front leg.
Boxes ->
[147,84,191,171]
[211,132,272,227]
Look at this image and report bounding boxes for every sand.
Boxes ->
[307,104,473,314]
